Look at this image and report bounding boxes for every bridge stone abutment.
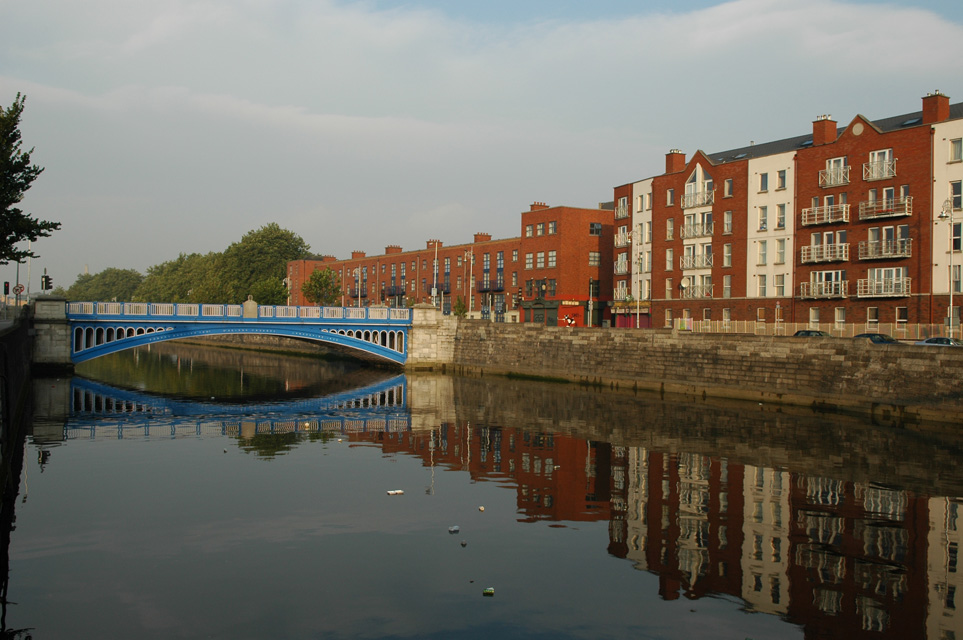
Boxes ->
[30,296,73,373]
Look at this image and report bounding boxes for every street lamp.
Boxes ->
[938,198,958,338]
[587,278,593,328]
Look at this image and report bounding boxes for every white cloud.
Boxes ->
[1,0,962,286]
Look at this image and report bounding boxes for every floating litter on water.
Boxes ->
[461,540,467,547]
[482,587,494,597]
[448,525,460,534]
[386,490,404,495]
[478,506,485,512]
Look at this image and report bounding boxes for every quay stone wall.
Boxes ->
[407,312,963,424]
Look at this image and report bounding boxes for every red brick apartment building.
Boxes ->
[287,203,614,327]
[619,91,963,335]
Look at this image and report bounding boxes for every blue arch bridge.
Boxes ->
[66,301,412,365]
[63,375,411,440]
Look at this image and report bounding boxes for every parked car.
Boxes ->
[793,330,832,337]
[853,332,902,344]
[914,336,963,346]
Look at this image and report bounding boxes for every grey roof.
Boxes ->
[705,101,963,166]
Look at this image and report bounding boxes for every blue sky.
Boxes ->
[2,0,962,291]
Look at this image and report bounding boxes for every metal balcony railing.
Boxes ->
[614,261,629,275]
[857,278,911,297]
[800,281,849,299]
[615,201,630,219]
[801,203,850,226]
[800,243,850,263]
[863,159,897,181]
[680,284,714,299]
[680,254,713,270]
[858,196,912,220]
[681,190,714,209]
[858,238,912,260]
[680,222,714,239]
[819,166,850,187]
[614,232,631,248]
[476,279,505,293]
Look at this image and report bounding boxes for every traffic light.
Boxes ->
[3,281,8,295]
[41,274,52,291]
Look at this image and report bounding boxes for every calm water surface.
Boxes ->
[7,343,963,639]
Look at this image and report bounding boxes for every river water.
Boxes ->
[6,342,963,639]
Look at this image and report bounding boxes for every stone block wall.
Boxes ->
[409,310,963,423]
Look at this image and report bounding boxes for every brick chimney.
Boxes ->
[923,90,950,124]
[530,202,549,211]
[321,255,338,263]
[812,114,837,146]
[351,250,366,260]
[473,232,491,243]
[426,239,442,250]
[384,245,403,254]
[665,149,685,174]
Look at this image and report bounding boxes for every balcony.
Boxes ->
[681,190,714,209]
[680,222,714,239]
[858,196,912,221]
[680,253,713,269]
[819,166,850,187]
[615,201,630,219]
[858,238,912,260]
[349,288,368,299]
[800,281,849,299]
[614,231,631,248]
[423,282,450,294]
[680,284,713,299]
[801,203,850,226]
[800,243,850,263]
[476,278,505,293]
[863,159,896,181]
[613,288,629,302]
[857,278,911,298]
[384,285,406,296]
[614,261,629,276]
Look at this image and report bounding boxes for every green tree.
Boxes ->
[249,277,288,305]
[0,93,59,264]
[134,252,218,302]
[65,268,144,301]
[452,296,467,317]
[214,223,310,304]
[301,267,341,306]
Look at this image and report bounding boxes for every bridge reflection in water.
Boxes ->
[66,375,410,439]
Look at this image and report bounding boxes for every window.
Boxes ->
[724,211,733,234]
[666,248,674,271]
[511,272,517,287]
[867,307,879,325]
[809,307,820,327]
[666,218,674,240]
[896,307,908,326]
[758,206,768,231]
[723,243,732,267]
[952,138,963,163]
[759,173,769,192]
[512,249,518,262]
[723,275,731,298]
[758,240,768,265]
[775,274,786,297]
[667,189,675,206]
[536,252,545,268]
[589,222,602,236]
[645,221,652,243]
[548,221,557,234]
[547,250,556,268]
[547,279,556,296]
[525,225,533,237]
[776,238,786,264]
[636,195,644,212]
[952,181,962,211]
[588,251,600,266]
[777,169,787,190]
[536,223,545,236]
[758,274,767,297]
[724,178,733,197]
[525,253,533,269]
[835,307,845,326]
[776,204,786,229]
[665,308,673,327]
[665,279,673,300]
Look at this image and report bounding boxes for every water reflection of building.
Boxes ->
[928,498,963,640]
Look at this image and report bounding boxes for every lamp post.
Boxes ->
[938,198,957,338]
[587,278,593,328]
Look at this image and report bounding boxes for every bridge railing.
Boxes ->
[67,302,412,323]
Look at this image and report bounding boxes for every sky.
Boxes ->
[2,0,962,292]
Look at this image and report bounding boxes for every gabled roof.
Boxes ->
[705,101,963,166]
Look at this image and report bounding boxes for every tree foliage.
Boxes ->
[66,268,144,302]
[301,267,341,306]
[0,93,59,264]
[133,252,219,303]
[213,223,310,304]
[452,296,467,318]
